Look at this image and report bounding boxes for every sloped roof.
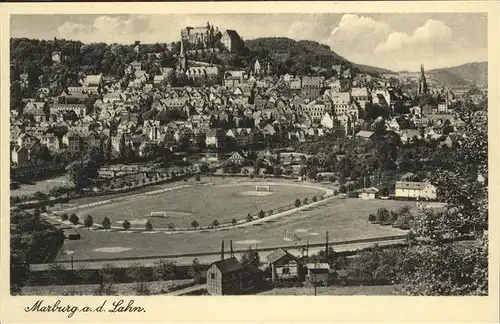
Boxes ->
[266,248,298,264]
[210,257,243,274]
[355,130,375,138]
[395,181,432,190]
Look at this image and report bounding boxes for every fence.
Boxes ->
[47,234,409,265]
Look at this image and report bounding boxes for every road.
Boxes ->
[163,284,206,296]
[29,238,406,272]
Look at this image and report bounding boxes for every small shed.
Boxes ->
[305,263,330,286]
[206,257,261,296]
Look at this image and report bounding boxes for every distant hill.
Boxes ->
[428,62,487,86]
[244,37,392,76]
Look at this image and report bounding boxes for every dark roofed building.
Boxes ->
[206,257,262,295]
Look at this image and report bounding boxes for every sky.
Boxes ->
[10,13,487,71]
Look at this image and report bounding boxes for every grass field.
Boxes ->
[70,182,325,229]
[57,196,413,261]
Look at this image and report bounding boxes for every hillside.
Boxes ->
[244,37,392,76]
[428,62,487,85]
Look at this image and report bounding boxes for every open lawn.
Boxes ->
[257,285,401,295]
[57,196,413,261]
[11,174,73,197]
[68,182,325,229]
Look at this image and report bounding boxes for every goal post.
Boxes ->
[150,211,168,218]
[255,185,271,192]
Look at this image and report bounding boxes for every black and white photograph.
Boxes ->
[6,10,490,301]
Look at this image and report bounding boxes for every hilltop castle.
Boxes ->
[181,22,219,49]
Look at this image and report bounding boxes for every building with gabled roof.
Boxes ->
[206,257,261,296]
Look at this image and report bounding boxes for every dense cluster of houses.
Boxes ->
[10,29,481,182]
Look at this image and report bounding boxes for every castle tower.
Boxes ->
[179,40,188,72]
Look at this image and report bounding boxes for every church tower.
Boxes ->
[419,63,428,94]
[179,40,188,72]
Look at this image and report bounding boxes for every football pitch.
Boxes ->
[58,194,414,261]
[71,182,326,229]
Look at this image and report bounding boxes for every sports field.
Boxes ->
[71,182,325,229]
[57,197,414,261]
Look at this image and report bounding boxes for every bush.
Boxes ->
[167,222,175,230]
[333,190,339,196]
[376,208,390,225]
[348,191,359,198]
[60,213,69,221]
[338,185,347,194]
[312,196,317,203]
[195,175,201,182]
[40,205,47,213]
[212,219,219,227]
[368,214,376,223]
[294,199,301,207]
[246,214,253,222]
[302,198,308,205]
[268,210,273,215]
[388,211,398,225]
[69,213,79,225]
[145,220,153,231]
[191,220,199,229]
[258,210,265,219]
[231,218,237,226]
[250,174,255,179]
[153,260,177,281]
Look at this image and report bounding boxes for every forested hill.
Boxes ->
[245,37,393,76]
[428,62,487,86]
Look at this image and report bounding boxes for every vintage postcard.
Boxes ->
[0,1,498,323]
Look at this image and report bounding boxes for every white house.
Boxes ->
[395,181,437,200]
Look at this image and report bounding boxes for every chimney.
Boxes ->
[221,240,225,260]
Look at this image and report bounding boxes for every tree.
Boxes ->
[102,217,111,231]
[188,258,204,283]
[84,215,93,229]
[231,218,237,226]
[376,208,390,225]
[60,213,69,221]
[212,219,219,227]
[96,264,117,295]
[191,220,199,229]
[312,196,317,203]
[398,238,487,296]
[294,199,301,207]
[153,260,177,281]
[145,220,153,231]
[69,214,79,225]
[246,213,253,222]
[122,220,131,231]
[302,198,308,205]
[240,247,260,268]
